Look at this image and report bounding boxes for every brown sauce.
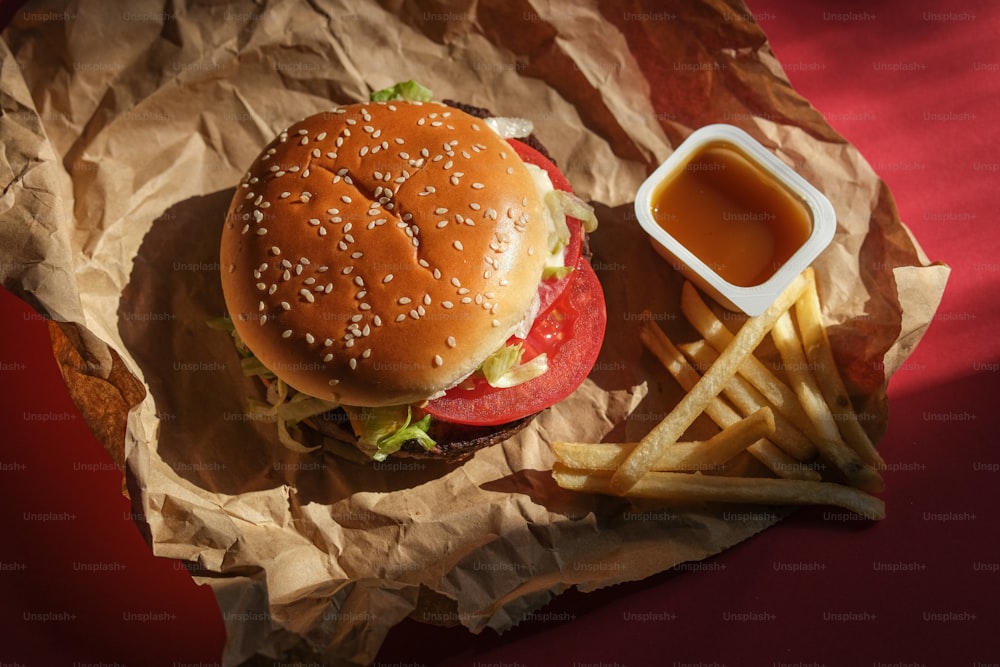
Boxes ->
[651,142,813,287]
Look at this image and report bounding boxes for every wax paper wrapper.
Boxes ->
[0,0,949,664]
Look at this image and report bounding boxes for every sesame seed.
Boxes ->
[447,336,456,347]
[341,195,352,203]
[300,289,315,303]
[383,274,394,283]
[324,338,333,347]
[442,301,453,309]
[305,333,315,344]
[280,301,291,311]
[349,359,357,370]
[398,296,411,305]
[433,354,443,367]
[282,329,293,338]
[323,354,334,362]
[453,241,464,251]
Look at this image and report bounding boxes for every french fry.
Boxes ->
[553,407,774,474]
[680,281,820,442]
[795,271,885,469]
[737,439,822,482]
[640,322,821,481]
[553,464,885,520]
[770,309,884,493]
[678,339,818,462]
[611,273,809,494]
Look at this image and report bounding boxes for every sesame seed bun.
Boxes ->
[220,101,549,406]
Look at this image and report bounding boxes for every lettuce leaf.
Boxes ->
[348,405,436,461]
[370,80,433,102]
[479,342,549,388]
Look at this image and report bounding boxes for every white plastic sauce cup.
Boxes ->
[634,124,836,315]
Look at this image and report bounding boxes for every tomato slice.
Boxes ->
[508,139,583,317]
[423,255,606,426]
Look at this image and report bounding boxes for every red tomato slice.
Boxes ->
[508,139,583,317]
[423,255,606,426]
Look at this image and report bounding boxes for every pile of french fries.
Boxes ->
[552,268,887,519]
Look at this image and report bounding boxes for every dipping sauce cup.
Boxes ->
[634,124,836,315]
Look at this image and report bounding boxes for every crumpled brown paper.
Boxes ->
[1,0,949,665]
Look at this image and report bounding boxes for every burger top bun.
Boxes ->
[220,101,550,407]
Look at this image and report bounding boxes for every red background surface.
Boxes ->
[2,1,998,665]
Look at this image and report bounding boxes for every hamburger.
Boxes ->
[218,85,605,462]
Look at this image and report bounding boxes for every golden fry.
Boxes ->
[680,281,820,441]
[770,309,884,493]
[553,407,774,474]
[679,340,818,462]
[554,465,885,520]
[795,271,885,469]
[611,273,809,494]
[640,322,820,480]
